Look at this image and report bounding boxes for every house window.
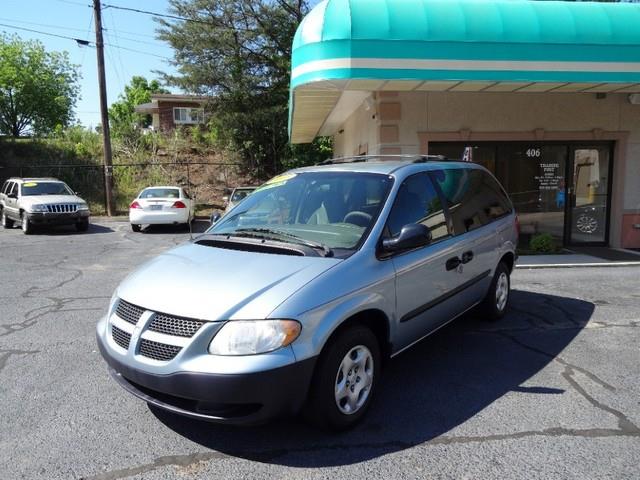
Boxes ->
[173,107,204,125]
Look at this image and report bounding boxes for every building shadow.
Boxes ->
[150,289,594,467]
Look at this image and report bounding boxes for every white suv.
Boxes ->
[0,177,90,234]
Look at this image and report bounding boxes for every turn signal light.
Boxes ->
[130,201,142,209]
[172,201,187,209]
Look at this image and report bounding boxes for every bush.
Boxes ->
[529,233,558,254]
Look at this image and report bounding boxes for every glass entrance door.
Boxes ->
[566,146,612,245]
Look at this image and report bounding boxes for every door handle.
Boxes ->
[461,251,474,264]
[446,256,461,271]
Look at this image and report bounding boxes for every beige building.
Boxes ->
[289,0,640,249]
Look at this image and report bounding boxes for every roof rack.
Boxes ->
[317,154,449,165]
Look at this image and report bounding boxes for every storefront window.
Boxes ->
[497,144,567,245]
[428,141,612,247]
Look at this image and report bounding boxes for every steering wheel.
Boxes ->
[343,211,372,227]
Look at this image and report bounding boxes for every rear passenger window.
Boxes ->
[431,168,512,235]
[1,181,8,194]
[386,173,449,242]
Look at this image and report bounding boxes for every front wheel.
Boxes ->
[76,220,89,232]
[1,210,14,229]
[131,224,141,232]
[479,262,510,321]
[21,213,33,235]
[303,325,380,431]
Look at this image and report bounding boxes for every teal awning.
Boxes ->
[289,0,640,143]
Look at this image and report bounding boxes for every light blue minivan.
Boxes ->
[97,156,518,430]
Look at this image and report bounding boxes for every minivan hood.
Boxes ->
[21,195,85,206]
[116,242,342,321]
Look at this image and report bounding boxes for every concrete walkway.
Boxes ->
[517,251,640,268]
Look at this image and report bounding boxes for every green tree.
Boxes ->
[0,34,80,137]
[157,0,328,176]
[108,75,168,137]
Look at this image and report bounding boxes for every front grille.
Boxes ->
[112,325,131,350]
[45,204,78,213]
[115,299,145,326]
[148,313,205,338]
[139,339,182,361]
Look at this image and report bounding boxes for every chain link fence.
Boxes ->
[0,161,244,215]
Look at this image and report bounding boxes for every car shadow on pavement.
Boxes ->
[138,220,211,235]
[150,289,594,467]
[34,223,114,235]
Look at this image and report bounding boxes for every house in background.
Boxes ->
[135,94,209,131]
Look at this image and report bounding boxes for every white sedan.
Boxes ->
[129,186,195,232]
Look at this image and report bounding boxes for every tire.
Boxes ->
[303,324,380,431]
[1,210,14,229]
[131,224,141,232]
[479,262,511,321]
[76,220,89,232]
[21,213,33,235]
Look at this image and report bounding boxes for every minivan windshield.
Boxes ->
[209,172,392,251]
[21,181,74,196]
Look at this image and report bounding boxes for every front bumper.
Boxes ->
[96,325,317,425]
[26,210,89,226]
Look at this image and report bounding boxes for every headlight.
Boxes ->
[77,203,89,211]
[209,320,301,356]
[29,204,48,213]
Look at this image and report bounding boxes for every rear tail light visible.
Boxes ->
[172,201,187,209]
[130,201,142,209]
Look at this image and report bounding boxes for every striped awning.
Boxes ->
[289,0,640,143]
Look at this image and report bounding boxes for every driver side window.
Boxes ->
[385,173,449,242]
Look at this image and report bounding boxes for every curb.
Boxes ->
[516,262,640,269]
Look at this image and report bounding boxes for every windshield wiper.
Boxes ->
[233,228,334,257]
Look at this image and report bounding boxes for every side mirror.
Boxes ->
[210,212,221,224]
[382,223,432,253]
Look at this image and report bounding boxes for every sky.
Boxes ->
[1,0,179,128]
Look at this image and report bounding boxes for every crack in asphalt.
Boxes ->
[0,295,102,338]
[0,348,40,374]
[561,365,639,434]
[79,425,640,480]
[496,332,616,392]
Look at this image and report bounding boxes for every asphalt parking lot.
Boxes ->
[1,219,639,479]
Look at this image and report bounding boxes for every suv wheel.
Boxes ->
[480,262,510,321]
[21,213,33,235]
[131,224,141,232]
[304,325,380,431]
[1,210,14,229]
[76,220,89,232]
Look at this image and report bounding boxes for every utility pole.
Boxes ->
[93,0,115,216]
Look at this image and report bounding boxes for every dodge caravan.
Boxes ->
[96,156,518,430]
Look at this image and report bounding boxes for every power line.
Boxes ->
[102,3,213,25]
[0,17,90,33]
[0,22,173,60]
[0,22,91,45]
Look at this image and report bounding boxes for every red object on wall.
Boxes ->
[621,214,640,249]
